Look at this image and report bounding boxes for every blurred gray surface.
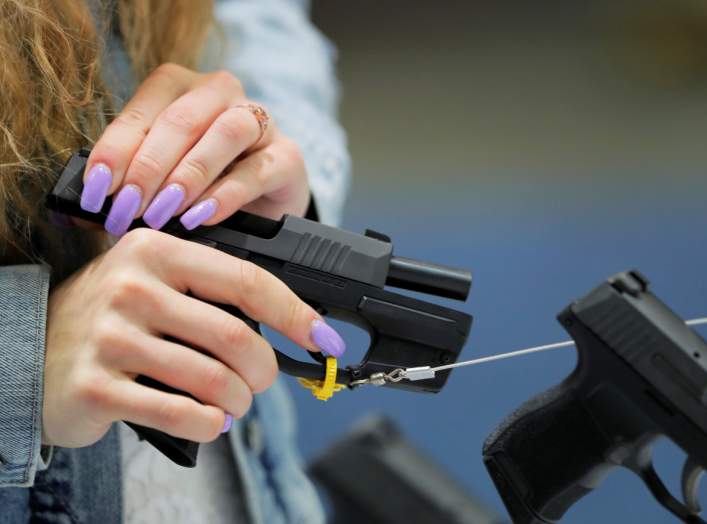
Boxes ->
[313,0,707,191]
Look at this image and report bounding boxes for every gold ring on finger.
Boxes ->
[233,103,270,146]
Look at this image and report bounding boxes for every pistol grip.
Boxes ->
[126,305,261,467]
[125,375,201,467]
[482,383,614,524]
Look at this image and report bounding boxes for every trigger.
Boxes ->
[681,456,705,514]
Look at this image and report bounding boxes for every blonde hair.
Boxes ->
[0,0,213,281]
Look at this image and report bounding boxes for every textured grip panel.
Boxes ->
[483,384,613,523]
[126,375,200,467]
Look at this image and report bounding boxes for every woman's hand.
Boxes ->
[79,63,310,236]
[43,229,345,448]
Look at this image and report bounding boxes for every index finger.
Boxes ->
[156,233,346,357]
[80,64,192,213]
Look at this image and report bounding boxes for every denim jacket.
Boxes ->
[0,0,350,522]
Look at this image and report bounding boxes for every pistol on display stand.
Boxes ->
[47,149,473,468]
[310,415,505,524]
[484,270,707,524]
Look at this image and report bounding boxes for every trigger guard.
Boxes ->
[231,309,351,385]
[682,457,705,515]
[624,443,707,523]
[274,350,352,386]
[307,350,327,364]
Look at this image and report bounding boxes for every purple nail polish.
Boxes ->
[105,185,142,236]
[311,319,346,358]
[222,413,233,433]
[180,198,218,230]
[143,184,186,230]
[80,164,112,212]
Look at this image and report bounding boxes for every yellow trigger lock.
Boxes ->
[297,357,346,401]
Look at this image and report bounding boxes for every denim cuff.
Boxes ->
[0,265,53,487]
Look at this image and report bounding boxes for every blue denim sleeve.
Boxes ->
[0,265,54,487]
[210,0,351,226]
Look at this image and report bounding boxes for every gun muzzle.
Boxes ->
[387,256,472,301]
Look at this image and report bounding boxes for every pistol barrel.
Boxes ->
[386,256,471,301]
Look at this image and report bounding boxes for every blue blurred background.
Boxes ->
[283,2,707,522]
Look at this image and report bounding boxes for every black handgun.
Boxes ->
[309,415,504,524]
[483,270,707,523]
[47,149,473,467]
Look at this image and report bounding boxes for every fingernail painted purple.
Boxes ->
[105,185,141,236]
[222,413,233,433]
[143,184,186,230]
[310,319,346,357]
[80,164,112,212]
[180,198,218,230]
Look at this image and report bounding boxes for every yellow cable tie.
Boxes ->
[297,357,346,401]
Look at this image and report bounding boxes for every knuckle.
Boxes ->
[89,142,124,167]
[93,314,148,363]
[215,110,249,143]
[153,62,183,81]
[159,105,198,134]
[118,228,161,259]
[130,151,164,182]
[76,372,113,411]
[106,273,153,311]
[211,70,242,92]
[114,107,150,137]
[202,362,231,396]
[249,154,270,186]
[236,261,262,299]
[180,156,211,186]
[221,317,248,349]
[93,320,126,353]
[156,397,187,430]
